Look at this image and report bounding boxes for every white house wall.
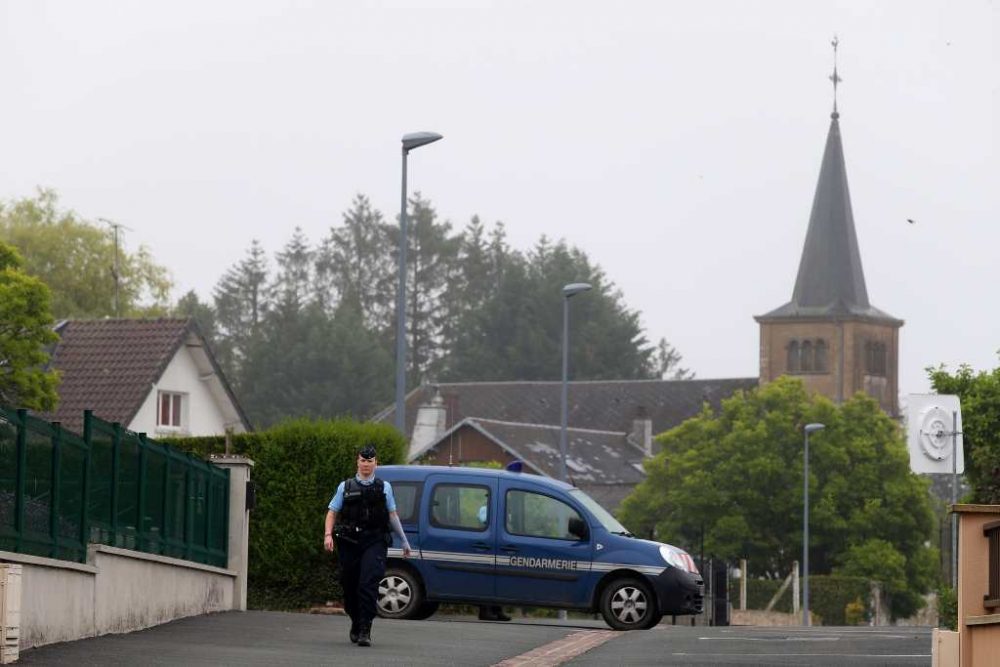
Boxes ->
[130,343,234,437]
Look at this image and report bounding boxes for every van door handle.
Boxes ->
[472,542,491,552]
[500,545,519,554]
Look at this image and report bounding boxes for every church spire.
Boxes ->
[757,41,899,324]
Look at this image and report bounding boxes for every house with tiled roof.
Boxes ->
[412,416,650,512]
[372,378,758,511]
[41,318,251,437]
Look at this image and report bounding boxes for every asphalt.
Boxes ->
[19,612,934,666]
[18,612,582,666]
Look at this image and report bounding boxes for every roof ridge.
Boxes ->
[468,417,628,436]
[428,377,755,388]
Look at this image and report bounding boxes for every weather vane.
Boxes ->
[830,35,842,116]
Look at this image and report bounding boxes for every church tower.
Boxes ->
[755,41,902,415]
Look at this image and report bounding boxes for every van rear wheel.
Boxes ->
[377,567,424,619]
[599,577,658,630]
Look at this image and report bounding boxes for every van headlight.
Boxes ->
[659,545,698,574]
[659,545,686,569]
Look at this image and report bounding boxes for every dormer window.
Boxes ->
[158,391,186,428]
[786,339,828,375]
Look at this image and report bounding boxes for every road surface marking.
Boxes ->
[492,629,618,667]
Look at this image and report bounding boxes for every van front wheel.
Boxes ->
[599,577,658,630]
[377,567,424,619]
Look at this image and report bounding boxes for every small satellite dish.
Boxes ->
[905,394,964,474]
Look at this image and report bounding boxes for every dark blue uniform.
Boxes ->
[329,476,397,645]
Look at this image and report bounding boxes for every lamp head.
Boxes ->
[402,131,443,152]
[804,423,826,434]
[562,282,592,298]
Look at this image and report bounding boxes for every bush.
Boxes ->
[165,418,406,609]
[937,586,957,630]
[844,597,866,625]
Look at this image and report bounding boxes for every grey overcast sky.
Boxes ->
[1,0,996,398]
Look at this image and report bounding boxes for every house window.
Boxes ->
[158,391,185,428]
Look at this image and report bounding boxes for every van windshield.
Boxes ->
[568,489,630,535]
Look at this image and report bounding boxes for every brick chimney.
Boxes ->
[409,386,448,460]
[629,406,655,457]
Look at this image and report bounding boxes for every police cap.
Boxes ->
[358,444,377,460]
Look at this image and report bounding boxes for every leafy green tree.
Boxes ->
[928,361,1000,503]
[0,241,59,410]
[618,376,937,619]
[0,189,172,318]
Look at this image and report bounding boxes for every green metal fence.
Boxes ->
[0,407,229,567]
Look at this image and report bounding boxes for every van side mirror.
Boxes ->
[568,517,589,541]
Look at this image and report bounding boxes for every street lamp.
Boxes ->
[802,422,825,627]
[394,131,443,432]
[559,282,592,483]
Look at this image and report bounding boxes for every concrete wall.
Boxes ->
[1,546,236,650]
[1,456,253,652]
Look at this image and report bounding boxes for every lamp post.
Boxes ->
[394,131,443,432]
[559,282,592,483]
[802,422,825,627]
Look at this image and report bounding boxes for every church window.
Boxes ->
[815,340,828,372]
[787,340,800,372]
[786,338,828,374]
[865,341,887,376]
[801,340,814,372]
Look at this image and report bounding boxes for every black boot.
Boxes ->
[349,622,360,644]
[357,626,371,647]
[493,607,512,622]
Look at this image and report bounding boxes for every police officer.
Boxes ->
[324,444,412,647]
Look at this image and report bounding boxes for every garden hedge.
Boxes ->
[165,418,406,609]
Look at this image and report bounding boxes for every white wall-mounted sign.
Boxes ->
[905,394,964,474]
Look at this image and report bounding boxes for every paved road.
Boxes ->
[576,624,933,666]
[19,612,932,666]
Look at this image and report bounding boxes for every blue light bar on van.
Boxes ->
[505,461,523,473]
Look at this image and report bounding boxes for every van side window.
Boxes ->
[430,483,490,531]
[505,490,583,540]
[392,482,420,524]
